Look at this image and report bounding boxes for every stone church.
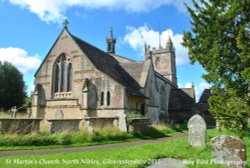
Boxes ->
[32,21,195,131]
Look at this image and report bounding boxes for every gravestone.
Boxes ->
[10,106,17,118]
[27,108,32,118]
[187,114,206,147]
[211,135,246,168]
[55,110,64,119]
[118,113,127,132]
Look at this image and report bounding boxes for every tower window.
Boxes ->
[155,57,160,67]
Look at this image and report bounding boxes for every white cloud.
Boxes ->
[173,0,193,12]
[123,25,189,65]
[0,47,41,74]
[184,82,193,88]
[26,82,35,95]
[195,82,210,101]
[8,0,187,23]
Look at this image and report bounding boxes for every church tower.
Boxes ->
[152,37,177,86]
[106,27,116,54]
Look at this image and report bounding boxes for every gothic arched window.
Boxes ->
[107,91,111,106]
[53,54,73,98]
[60,57,66,92]
[67,63,72,92]
[100,92,104,106]
[54,64,59,93]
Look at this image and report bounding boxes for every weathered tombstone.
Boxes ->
[211,135,246,168]
[27,108,32,118]
[118,113,127,132]
[55,110,64,119]
[10,106,17,118]
[187,114,206,147]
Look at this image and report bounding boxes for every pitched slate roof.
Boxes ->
[120,62,144,84]
[169,88,195,113]
[110,53,135,63]
[71,34,145,98]
[199,89,212,103]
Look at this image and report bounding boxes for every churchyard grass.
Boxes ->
[0,129,248,168]
[0,124,186,151]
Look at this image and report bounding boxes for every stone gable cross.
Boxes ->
[63,19,69,29]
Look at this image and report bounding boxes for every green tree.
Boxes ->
[0,61,26,110]
[183,0,250,132]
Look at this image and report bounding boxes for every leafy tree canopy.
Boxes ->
[183,0,250,132]
[0,61,26,110]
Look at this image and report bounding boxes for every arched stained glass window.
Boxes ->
[60,56,66,92]
[54,64,59,93]
[107,91,111,106]
[53,54,73,98]
[67,63,72,92]
[100,92,104,106]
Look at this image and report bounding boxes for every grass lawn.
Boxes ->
[0,129,248,168]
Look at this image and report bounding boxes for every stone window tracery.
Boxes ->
[53,54,73,98]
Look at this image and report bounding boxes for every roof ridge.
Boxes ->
[70,33,146,98]
[110,54,136,62]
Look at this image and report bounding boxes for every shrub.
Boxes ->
[29,135,57,146]
[55,132,73,145]
[126,112,145,125]
[70,129,89,144]
[88,127,131,142]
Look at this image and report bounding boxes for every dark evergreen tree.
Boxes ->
[0,61,26,110]
[183,0,250,132]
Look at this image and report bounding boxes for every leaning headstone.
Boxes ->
[55,110,64,119]
[118,113,127,132]
[187,114,206,147]
[211,135,246,168]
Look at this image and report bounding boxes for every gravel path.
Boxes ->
[0,133,187,157]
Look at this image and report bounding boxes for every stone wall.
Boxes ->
[47,119,81,133]
[0,112,28,118]
[0,118,42,134]
[82,117,119,130]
